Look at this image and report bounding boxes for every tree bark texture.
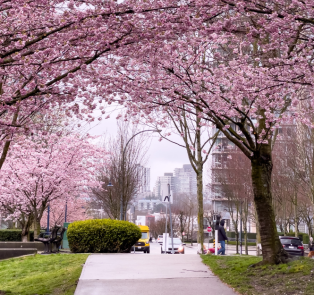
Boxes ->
[21,214,33,242]
[34,218,41,238]
[255,209,262,256]
[251,148,289,264]
[196,170,204,251]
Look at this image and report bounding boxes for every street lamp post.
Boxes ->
[46,204,50,233]
[119,129,161,221]
[162,184,174,254]
[240,201,243,255]
[64,199,68,223]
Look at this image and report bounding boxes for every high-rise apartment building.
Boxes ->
[134,165,151,200]
[174,164,197,195]
[153,173,176,202]
[136,165,150,193]
[153,164,197,202]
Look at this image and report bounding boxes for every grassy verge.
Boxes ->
[0,253,89,295]
[201,255,314,295]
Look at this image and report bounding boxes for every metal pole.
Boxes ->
[215,215,220,255]
[240,201,242,255]
[168,184,174,254]
[120,153,124,220]
[65,200,68,223]
[215,229,218,255]
[165,203,168,254]
[47,204,50,233]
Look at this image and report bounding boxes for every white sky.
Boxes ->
[87,113,191,190]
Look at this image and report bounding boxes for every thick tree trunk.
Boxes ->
[196,170,204,252]
[251,149,289,264]
[20,214,33,242]
[34,218,41,238]
[256,218,262,256]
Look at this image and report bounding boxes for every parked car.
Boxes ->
[161,238,185,254]
[279,236,304,256]
[157,235,163,244]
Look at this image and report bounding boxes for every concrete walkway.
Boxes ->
[75,254,237,295]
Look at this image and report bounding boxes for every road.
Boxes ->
[134,241,258,256]
[132,240,198,255]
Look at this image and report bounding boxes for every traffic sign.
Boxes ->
[207,227,212,233]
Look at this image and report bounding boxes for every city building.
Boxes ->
[174,164,197,195]
[209,124,256,233]
[153,173,176,202]
[153,164,197,202]
[136,164,150,193]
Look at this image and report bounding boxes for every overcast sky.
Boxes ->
[85,106,212,191]
[85,110,199,190]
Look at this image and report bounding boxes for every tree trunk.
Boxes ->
[294,193,299,237]
[235,231,239,254]
[0,109,19,170]
[187,215,190,243]
[191,216,194,246]
[34,218,41,238]
[196,170,204,252]
[243,201,248,255]
[256,217,262,256]
[244,219,248,255]
[20,214,33,242]
[251,149,289,264]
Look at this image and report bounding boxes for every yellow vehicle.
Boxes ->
[132,225,150,254]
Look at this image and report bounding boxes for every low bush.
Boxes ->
[67,219,141,253]
[0,230,34,241]
[226,231,257,240]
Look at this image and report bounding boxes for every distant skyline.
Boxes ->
[86,107,211,192]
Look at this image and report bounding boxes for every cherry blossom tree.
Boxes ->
[0,132,104,241]
[98,1,314,264]
[3,0,314,263]
[0,0,181,168]
[41,197,88,228]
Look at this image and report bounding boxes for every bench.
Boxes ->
[35,226,60,254]
[52,227,67,253]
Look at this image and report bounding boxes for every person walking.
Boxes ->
[218,220,228,255]
[310,236,313,251]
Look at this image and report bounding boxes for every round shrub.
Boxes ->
[67,219,141,253]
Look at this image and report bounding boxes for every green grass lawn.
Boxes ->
[202,254,314,295]
[0,253,89,295]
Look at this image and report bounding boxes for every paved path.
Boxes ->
[75,247,237,295]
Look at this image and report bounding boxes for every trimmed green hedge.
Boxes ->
[226,231,257,240]
[67,219,141,253]
[0,230,34,241]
